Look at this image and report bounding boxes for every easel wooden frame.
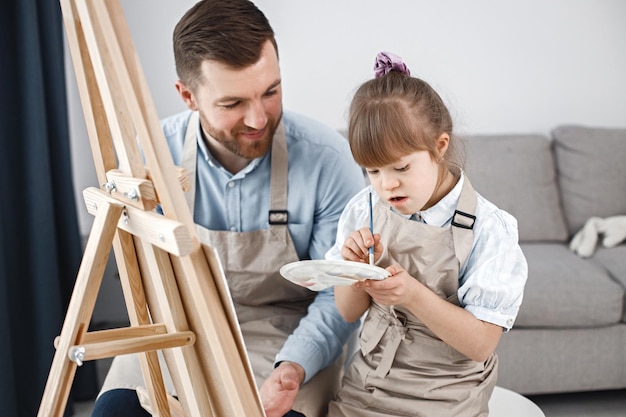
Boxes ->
[37,0,263,416]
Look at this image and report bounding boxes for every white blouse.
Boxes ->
[325,174,528,330]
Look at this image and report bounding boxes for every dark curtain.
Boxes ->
[0,1,99,416]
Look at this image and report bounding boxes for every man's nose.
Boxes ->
[244,100,268,130]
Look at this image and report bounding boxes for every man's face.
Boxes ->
[177,40,282,161]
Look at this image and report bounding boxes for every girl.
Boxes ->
[326,52,528,417]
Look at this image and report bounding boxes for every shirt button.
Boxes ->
[230,226,237,231]
[227,181,235,188]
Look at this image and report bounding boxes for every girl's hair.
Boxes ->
[348,71,464,171]
[173,0,278,91]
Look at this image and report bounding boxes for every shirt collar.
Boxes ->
[415,173,465,227]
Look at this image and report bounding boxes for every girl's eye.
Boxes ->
[395,164,409,172]
[365,169,379,175]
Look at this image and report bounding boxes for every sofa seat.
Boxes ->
[591,246,626,322]
[516,243,624,328]
[496,326,626,394]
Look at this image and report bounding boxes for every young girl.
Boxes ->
[326,52,528,417]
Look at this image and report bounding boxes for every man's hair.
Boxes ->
[173,0,278,90]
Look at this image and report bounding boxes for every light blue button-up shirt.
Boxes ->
[326,174,528,330]
[160,110,365,382]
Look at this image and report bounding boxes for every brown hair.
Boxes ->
[348,71,464,171]
[173,0,278,90]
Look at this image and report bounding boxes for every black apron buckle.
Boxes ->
[269,210,289,225]
[451,210,476,230]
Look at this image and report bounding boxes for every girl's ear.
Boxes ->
[436,133,450,160]
[175,80,198,111]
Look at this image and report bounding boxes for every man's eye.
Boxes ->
[221,101,240,109]
[264,90,278,97]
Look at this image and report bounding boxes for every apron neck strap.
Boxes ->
[451,176,477,270]
[268,122,289,225]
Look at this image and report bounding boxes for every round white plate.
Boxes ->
[280,260,390,291]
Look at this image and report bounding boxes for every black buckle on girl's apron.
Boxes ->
[269,210,289,225]
[451,210,476,230]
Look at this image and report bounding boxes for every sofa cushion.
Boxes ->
[592,245,626,321]
[465,135,568,242]
[515,243,624,328]
[552,125,626,236]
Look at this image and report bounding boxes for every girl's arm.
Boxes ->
[325,189,381,322]
[334,224,383,322]
[403,278,502,362]
[334,285,371,323]
[359,265,502,362]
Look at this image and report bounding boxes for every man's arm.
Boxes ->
[260,289,358,417]
[259,122,364,415]
[274,288,359,383]
[274,128,364,379]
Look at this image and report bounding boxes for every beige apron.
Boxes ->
[101,112,342,417]
[328,178,498,417]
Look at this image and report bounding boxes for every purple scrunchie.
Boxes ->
[374,51,411,78]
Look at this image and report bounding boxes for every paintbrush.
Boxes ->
[369,191,374,265]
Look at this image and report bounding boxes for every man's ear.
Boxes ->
[175,80,198,111]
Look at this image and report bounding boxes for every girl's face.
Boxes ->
[366,150,441,215]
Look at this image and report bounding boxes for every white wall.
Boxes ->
[66,0,626,235]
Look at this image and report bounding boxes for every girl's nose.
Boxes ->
[380,173,399,190]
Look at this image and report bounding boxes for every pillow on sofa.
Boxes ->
[464,134,568,242]
[552,125,626,236]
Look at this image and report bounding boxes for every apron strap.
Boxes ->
[182,112,289,228]
[363,303,409,379]
[268,123,289,226]
[451,176,478,270]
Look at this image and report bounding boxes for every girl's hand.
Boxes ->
[354,264,419,307]
[341,227,383,263]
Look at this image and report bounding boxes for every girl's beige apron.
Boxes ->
[100,112,342,417]
[328,178,498,417]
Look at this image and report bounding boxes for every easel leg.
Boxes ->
[113,229,173,417]
[38,202,124,417]
[136,239,214,417]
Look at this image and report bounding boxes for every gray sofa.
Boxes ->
[464,125,626,395]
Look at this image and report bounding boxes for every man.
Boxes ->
[92,1,364,416]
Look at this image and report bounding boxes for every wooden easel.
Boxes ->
[37,0,264,416]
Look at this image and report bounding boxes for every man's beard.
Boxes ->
[200,112,281,160]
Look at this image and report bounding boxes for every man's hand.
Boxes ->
[259,361,305,417]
